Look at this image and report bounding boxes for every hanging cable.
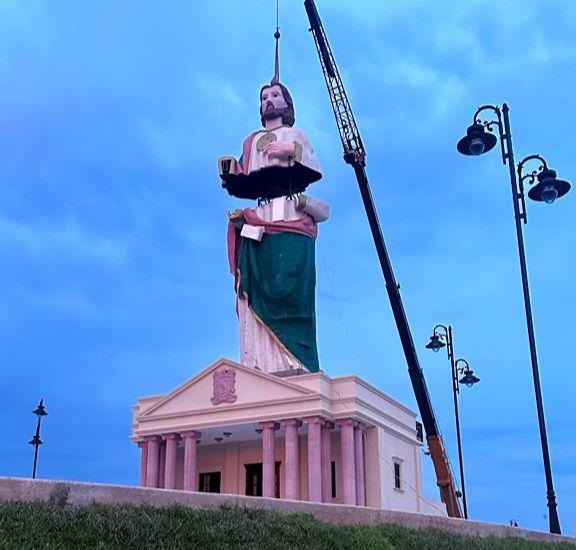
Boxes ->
[276,0,279,32]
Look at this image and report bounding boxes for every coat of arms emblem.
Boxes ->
[211,367,237,405]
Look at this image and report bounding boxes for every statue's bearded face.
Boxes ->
[260,85,288,122]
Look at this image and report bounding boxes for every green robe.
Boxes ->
[237,231,320,372]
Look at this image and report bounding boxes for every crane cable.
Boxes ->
[276,0,279,32]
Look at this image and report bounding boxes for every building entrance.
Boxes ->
[244,462,281,497]
[199,471,221,493]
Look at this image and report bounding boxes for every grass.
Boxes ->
[0,501,573,549]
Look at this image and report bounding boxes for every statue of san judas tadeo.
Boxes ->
[219,30,329,374]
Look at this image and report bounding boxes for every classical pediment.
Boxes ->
[138,358,315,419]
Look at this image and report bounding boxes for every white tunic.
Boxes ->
[246,126,320,174]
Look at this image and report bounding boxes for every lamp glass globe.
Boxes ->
[541,184,558,204]
[469,138,485,156]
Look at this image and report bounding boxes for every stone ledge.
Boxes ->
[0,477,573,545]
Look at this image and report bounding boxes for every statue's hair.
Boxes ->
[259,82,295,127]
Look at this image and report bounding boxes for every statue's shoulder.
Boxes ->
[243,129,264,143]
[285,125,310,140]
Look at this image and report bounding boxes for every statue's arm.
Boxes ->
[289,128,321,174]
[296,195,330,223]
[218,133,257,177]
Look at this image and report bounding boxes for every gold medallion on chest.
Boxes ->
[256,132,277,152]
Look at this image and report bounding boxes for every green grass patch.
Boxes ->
[0,501,573,549]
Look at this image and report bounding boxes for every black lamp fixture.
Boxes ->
[455,360,480,388]
[458,367,480,388]
[518,154,571,205]
[425,324,480,520]
[457,122,498,156]
[456,103,567,535]
[425,333,446,353]
[457,104,571,209]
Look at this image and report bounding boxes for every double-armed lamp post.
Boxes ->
[426,325,480,519]
[457,103,571,534]
[29,398,48,479]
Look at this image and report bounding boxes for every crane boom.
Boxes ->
[304,0,462,518]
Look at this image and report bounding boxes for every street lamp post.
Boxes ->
[29,398,48,479]
[457,103,571,534]
[426,324,480,519]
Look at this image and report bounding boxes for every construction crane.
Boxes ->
[303,0,463,518]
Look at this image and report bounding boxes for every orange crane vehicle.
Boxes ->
[303,0,463,518]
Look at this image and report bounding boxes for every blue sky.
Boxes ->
[1,0,575,533]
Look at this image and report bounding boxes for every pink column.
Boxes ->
[158,440,166,488]
[163,433,179,490]
[138,441,148,487]
[182,431,201,491]
[321,421,334,503]
[354,423,366,506]
[304,416,323,503]
[260,421,278,498]
[337,418,356,505]
[145,436,161,488]
[282,419,300,500]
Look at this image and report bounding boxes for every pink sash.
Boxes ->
[227,208,317,274]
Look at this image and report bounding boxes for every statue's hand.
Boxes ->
[228,209,245,230]
[263,141,295,160]
[295,194,308,211]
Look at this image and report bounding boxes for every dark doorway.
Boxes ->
[244,462,281,497]
[198,471,221,493]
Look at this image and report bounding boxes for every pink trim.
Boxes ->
[183,431,201,491]
[304,416,323,503]
[158,440,166,488]
[226,209,317,279]
[243,208,318,240]
[337,419,356,505]
[145,436,161,488]
[282,419,300,500]
[138,441,148,487]
[227,220,241,275]
[241,131,260,174]
[163,434,179,490]
[261,421,278,498]
[211,367,237,405]
[321,422,333,502]
[354,424,366,506]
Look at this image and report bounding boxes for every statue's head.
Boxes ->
[259,83,295,127]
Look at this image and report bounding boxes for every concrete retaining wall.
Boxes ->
[0,477,573,545]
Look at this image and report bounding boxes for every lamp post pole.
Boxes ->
[29,398,47,479]
[506,110,562,534]
[426,325,480,519]
[457,104,569,534]
[448,328,468,519]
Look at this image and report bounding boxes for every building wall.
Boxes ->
[168,428,419,511]
[172,433,342,502]
[156,427,421,512]
[364,427,382,508]
[376,426,420,512]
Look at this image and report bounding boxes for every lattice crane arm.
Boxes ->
[303,0,463,518]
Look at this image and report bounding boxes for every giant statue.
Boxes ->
[219,34,329,374]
